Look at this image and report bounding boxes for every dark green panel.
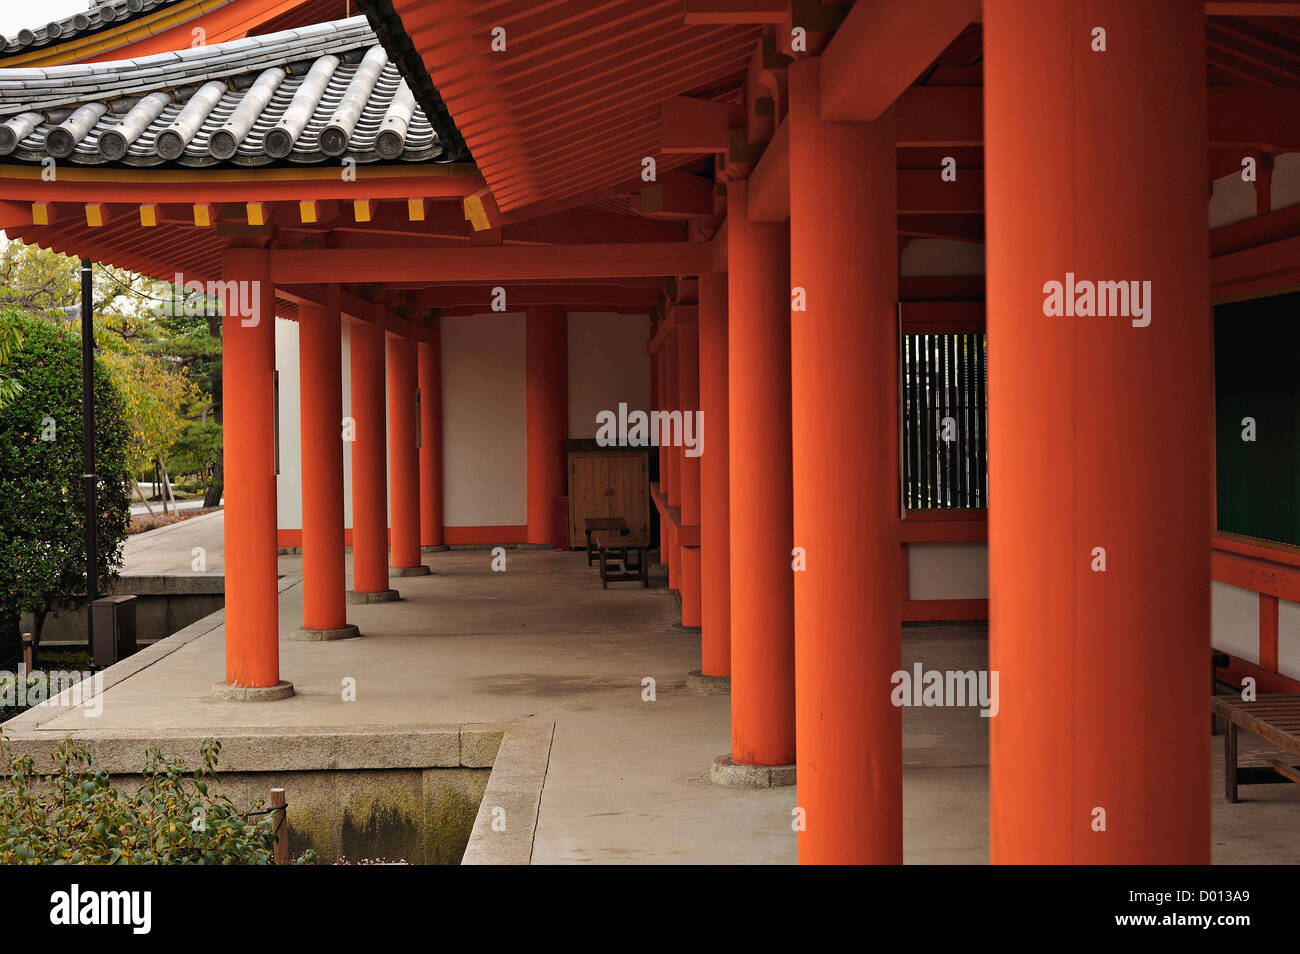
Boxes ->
[1215,292,1300,546]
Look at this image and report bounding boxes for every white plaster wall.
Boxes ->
[441,312,527,527]
[1209,171,1256,229]
[1212,580,1260,665]
[275,317,302,531]
[567,311,652,439]
[900,238,985,277]
[907,541,988,600]
[273,318,356,532]
[1279,598,1300,682]
[1270,151,1300,212]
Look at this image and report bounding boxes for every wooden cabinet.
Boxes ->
[567,447,650,549]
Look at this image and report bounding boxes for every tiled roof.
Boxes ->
[1,1,184,56]
[0,16,446,167]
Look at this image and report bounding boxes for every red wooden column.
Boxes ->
[348,315,398,602]
[984,0,1211,863]
[388,326,426,575]
[677,311,702,628]
[788,59,900,862]
[217,248,290,697]
[697,268,731,679]
[663,329,680,590]
[724,179,795,767]
[293,288,359,641]
[525,307,568,546]
[418,326,444,549]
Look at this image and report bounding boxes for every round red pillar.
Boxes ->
[387,330,423,571]
[788,59,901,863]
[296,292,354,638]
[418,330,444,548]
[698,269,731,677]
[525,307,568,545]
[984,0,1211,863]
[664,333,681,508]
[349,318,397,599]
[677,316,701,628]
[220,248,284,690]
[726,180,795,766]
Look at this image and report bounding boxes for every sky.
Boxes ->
[0,1,95,38]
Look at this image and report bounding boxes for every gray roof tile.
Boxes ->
[1,1,184,57]
[0,16,444,167]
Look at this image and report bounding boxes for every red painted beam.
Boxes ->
[1205,87,1300,151]
[748,119,790,223]
[898,169,983,213]
[896,86,1300,151]
[895,87,983,147]
[638,170,715,217]
[683,0,788,23]
[0,168,485,205]
[660,96,731,153]
[413,284,661,310]
[1205,2,1300,13]
[820,0,980,121]
[898,212,984,243]
[270,242,712,283]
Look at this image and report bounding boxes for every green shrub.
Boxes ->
[0,737,317,865]
[0,309,132,661]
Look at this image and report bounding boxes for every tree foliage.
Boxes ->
[0,737,316,864]
[0,317,22,409]
[0,310,131,655]
[0,241,221,500]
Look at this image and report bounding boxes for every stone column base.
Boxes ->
[209,681,294,702]
[708,754,796,788]
[346,589,401,604]
[290,624,361,641]
[390,565,431,577]
[686,670,730,692]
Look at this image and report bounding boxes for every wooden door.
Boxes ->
[567,450,649,548]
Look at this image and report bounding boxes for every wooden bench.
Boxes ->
[584,517,629,566]
[1210,694,1300,802]
[593,532,648,588]
[584,517,648,589]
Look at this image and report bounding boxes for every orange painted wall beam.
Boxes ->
[270,242,711,284]
[726,179,795,766]
[985,0,1211,864]
[297,288,349,632]
[664,330,681,509]
[525,307,569,546]
[678,315,702,628]
[0,167,484,205]
[698,268,731,676]
[893,85,1300,150]
[748,120,790,224]
[220,248,280,687]
[789,58,902,864]
[682,0,788,24]
[819,0,979,122]
[349,317,391,594]
[418,333,445,548]
[387,327,422,569]
[660,96,732,153]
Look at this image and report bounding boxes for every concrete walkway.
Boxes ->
[29,512,1300,863]
[121,507,226,576]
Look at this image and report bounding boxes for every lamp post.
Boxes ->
[80,257,96,656]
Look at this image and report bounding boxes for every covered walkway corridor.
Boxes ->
[2,0,1300,866]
